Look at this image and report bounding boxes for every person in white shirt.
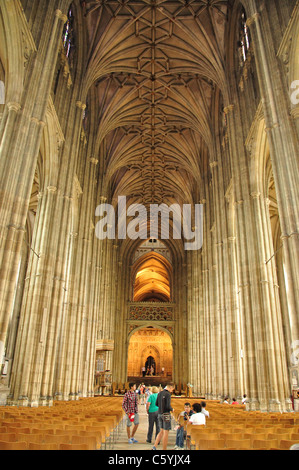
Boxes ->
[200,401,209,418]
[186,403,205,449]
[189,403,206,425]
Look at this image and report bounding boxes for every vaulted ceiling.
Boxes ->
[82,0,230,218]
[133,254,171,301]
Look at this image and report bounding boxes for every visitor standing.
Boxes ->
[146,386,160,444]
[139,383,146,404]
[152,382,175,451]
[200,401,209,418]
[122,383,139,444]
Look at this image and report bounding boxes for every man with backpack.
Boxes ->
[152,383,175,450]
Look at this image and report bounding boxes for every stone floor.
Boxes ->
[112,401,177,451]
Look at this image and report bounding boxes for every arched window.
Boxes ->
[62,6,75,61]
[83,97,89,131]
[238,8,251,67]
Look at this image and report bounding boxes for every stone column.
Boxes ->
[54,231,78,402]
[210,157,244,402]
[10,186,60,406]
[250,191,291,410]
[246,3,299,367]
[112,258,127,383]
[210,161,227,399]
[187,249,200,395]
[0,6,69,401]
[200,187,215,400]
[75,157,98,398]
[225,101,270,411]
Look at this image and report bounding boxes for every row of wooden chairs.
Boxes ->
[0,397,125,450]
[187,424,299,450]
[0,441,91,450]
[170,398,299,450]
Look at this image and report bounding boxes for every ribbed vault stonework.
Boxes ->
[83,0,228,210]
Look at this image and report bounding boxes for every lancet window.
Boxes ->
[62,6,75,61]
[238,8,251,66]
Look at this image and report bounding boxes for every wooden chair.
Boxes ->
[64,424,87,433]
[219,432,245,445]
[71,434,97,450]
[252,438,279,450]
[78,430,104,450]
[43,434,71,445]
[268,432,291,443]
[6,426,31,435]
[0,440,27,450]
[244,432,268,446]
[186,424,205,449]
[60,443,89,450]
[2,421,23,427]
[85,425,107,446]
[0,433,17,442]
[273,428,292,435]
[28,442,59,450]
[196,438,226,450]
[280,439,299,450]
[16,433,44,444]
[226,439,251,450]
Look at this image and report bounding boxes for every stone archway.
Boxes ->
[127,326,173,379]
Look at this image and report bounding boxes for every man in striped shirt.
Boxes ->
[122,383,139,444]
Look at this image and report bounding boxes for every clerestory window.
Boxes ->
[62,7,75,60]
[238,8,251,66]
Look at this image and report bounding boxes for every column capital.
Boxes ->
[55,10,68,23]
[6,102,21,112]
[291,106,299,120]
[246,13,260,28]
[47,186,57,193]
[76,101,86,110]
[223,104,235,115]
[234,199,244,206]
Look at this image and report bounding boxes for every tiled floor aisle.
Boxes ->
[112,402,177,451]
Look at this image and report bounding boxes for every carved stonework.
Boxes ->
[129,303,173,321]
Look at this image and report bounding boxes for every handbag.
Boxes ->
[162,412,171,422]
[160,391,172,422]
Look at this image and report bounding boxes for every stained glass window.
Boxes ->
[62,7,74,59]
[238,8,251,66]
